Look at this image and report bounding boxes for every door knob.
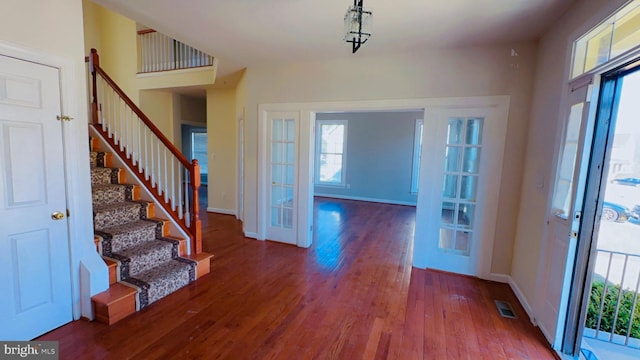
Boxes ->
[51,211,65,220]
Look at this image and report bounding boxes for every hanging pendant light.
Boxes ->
[344,0,372,54]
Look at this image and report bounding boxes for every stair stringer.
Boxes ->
[89,125,191,251]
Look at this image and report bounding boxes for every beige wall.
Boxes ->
[243,42,538,274]
[512,0,629,307]
[207,88,237,213]
[82,0,139,104]
[139,89,175,141]
[0,0,108,318]
[180,95,207,124]
[82,0,103,57]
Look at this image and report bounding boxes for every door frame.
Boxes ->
[237,109,245,221]
[0,41,108,320]
[533,76,599,347]
[257,96,509,279]
[415,103,510,277]
[533,45,640,355]
[562,59,640,355]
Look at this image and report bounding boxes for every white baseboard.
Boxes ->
[207,207,236,216]
[485,273,536,326]
[508,276,536,325]
[485,272,510,283]
[244,231,258,239]
[314,193,417,206]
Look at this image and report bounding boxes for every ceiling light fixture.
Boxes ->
[344,0,372,54]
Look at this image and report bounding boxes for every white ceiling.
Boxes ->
[93,0,575,78]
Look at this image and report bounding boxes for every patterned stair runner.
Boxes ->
[90,138,196,309]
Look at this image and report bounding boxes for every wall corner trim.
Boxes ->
[508,275,537,326]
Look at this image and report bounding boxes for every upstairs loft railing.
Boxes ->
[87,48,202,254]
[137,29,214,73]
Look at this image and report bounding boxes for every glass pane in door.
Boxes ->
[439,117,484,256]
[270,118,295,229]
[551,103,585,218]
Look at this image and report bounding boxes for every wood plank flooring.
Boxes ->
[38,197,556,359]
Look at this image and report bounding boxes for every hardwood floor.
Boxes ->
[38,197,556,359]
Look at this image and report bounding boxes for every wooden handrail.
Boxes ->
[137,28,156,35]
[88,48,201,255]
[89,49,191,169]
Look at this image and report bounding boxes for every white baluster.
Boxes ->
[185,167,191,226]
[157,138,162,194]
[177,162,183,219]
[170,156,175,211]
[164,147,169,203]
[137,118,142,171]
[143,127,149,180]
[150,133,155,186]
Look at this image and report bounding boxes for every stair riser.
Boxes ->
[91,167,123,186]
[92,185,137,206]
[121,241,175,277]
[90,151,112,168]
[146,269,192,305]
[101,226,156,254]
[94,204,143,231]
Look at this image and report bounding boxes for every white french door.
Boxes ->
[264,112,298,245]
[414,103,507,276]
[0,55,73,339]
[534,81,592,346]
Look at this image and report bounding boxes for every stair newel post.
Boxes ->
[89,48,100,125]
[190,159,202,254]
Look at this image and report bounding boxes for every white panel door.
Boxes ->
[0,55,72,340]
[265,112,298,245]
[415,105,506,276]
[535,84,591,346]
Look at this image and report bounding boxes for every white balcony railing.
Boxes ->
[137,29,214,73]
[584,249,640,350]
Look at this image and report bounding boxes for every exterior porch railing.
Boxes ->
[584,249,640,349]
[137,29,214,73]
[88,48,202,254]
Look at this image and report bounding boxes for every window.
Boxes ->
[411,119,424,193]
[551,102,584,217]
[572,0,640,78]
[315,120,347,186]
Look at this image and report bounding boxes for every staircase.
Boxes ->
[89,135,213,325]
[87,48,213,324]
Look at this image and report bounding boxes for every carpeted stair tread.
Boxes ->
[124,259,195,306]
[118,240,175,277]
[93,201,147,231]
[92,183,136,205]
[91,166,121,186]
[97,219,159,253]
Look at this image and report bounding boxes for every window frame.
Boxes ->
[315,119,348,187]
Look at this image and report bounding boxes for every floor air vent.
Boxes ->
[494,300,517,319]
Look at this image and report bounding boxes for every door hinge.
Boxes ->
[56,115,73,121]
